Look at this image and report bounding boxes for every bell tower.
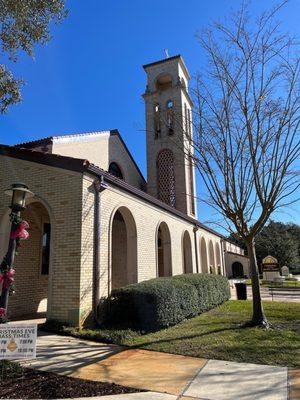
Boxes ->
[143,55,197,217]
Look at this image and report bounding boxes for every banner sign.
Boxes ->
[0,324,37,360]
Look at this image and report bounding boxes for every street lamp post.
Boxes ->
[0,183,34,316]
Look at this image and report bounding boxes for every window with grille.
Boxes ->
[157,149,176,207]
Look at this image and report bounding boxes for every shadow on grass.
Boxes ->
[128,325,245,348]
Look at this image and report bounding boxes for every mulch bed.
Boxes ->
[0,362,142,399]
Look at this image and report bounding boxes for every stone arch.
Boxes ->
[155,73,173,91]
[110,206,137,290]
[182,230,193,273]
[232,261,244,278]
[200,237,208,273]
[5,200,52,319]
[156,221,172,277]
[209,240,216,274]
[215,242,222,275]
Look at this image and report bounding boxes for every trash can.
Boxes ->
[235,282,247,300]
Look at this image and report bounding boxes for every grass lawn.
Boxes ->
[122,301,300,368]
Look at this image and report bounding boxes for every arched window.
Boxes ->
[109,162,123,179]
[154,104,161,138]
[157,149,176,207]
[166,100,174,135]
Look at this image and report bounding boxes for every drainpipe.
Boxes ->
[93,176,109,326]
[193,226,199,273]
[220,238,226,276]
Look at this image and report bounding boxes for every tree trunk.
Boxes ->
[246,239,269,328]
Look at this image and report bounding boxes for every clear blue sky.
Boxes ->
[1,0,300,227]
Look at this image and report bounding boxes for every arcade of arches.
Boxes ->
[110,207,224,291]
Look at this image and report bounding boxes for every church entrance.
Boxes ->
[157,222,172,277]
[232,262,244,278]
[111,207,137,290]
[0,200,52,320]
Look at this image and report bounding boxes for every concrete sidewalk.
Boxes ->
[23,332,299,400]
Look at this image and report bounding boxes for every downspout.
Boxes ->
[220,238,226,276]
[193,226,199,273]
[93,176,109,326]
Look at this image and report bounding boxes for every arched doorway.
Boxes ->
[157,222,172,277]
[209,240,215,274]
[232,262,244,278]
[200,237,208,273]
[1,201,52,319]
[111,207,137,290]
[215,242,222,275]
[182,231,193,273]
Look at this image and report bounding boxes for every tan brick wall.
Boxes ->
[52,133,110,169]
[0,155,83,325]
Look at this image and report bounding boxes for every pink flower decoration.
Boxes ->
[19,229,29,240]
[6,269,15,279]
[0,269,15,289]
[0,308,6,318]
[10,220,30,240]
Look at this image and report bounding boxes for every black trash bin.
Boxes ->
[235,282,247,300]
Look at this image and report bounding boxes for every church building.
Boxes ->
[0,55,248,326]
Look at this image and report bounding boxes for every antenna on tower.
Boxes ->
[164,48,170,58]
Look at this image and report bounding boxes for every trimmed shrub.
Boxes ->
[172,273,230,313]
[106,273,230,332]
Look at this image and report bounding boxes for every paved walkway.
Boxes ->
[23,332,299,400]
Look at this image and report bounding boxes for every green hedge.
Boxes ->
[106,273,230,332]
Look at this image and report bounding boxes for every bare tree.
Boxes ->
[187,1,300,327]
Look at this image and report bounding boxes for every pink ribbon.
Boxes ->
[10,221,29,240]
[0,269,15,289]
